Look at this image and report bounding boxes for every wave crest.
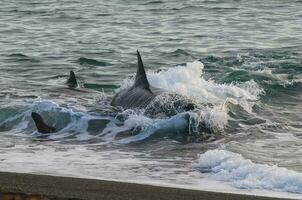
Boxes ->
[193,150,302,193]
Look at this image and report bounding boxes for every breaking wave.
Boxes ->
[0,60,264,144]
[193,150,302,193]
[118,60,263,113]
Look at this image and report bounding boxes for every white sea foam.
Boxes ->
[113,61,263,138]
[0,143,301,199]
[193,150,302,194]
[116,106,229,143]
[118,61,263,113]
[119,113,189,143]
[0,60,265,143]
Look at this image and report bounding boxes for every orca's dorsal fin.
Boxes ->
[31,112,57,134]
[66,70,78,88]
[134,51,150,89]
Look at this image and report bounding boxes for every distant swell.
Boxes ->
[164,49,192,58]
[7,53,40,62]
[142,0,163,5]
[77,57,111,66]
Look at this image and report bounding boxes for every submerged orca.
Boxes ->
[30,53,209,140]
[31,112,56,133]
[47,70,96,95]
[111,51,195,113]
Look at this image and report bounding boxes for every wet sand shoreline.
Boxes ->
[0,172,294,200]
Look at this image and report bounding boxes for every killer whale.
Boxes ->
[46,70,98,95]
[111,51,195,114]
[111,51,162,109]
[66,70,78,88]
[31,52,210,141]
[110,51,213,142]
[31,112,56,134]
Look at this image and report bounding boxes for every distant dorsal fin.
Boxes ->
[134,51,150,89]
[66,70,78,88]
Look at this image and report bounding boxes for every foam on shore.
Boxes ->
[193,150,302,194]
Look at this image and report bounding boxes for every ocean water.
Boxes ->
[0,0,302,198]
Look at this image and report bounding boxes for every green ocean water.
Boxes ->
[0,0,302,196]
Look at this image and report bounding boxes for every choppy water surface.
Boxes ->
[0,0,302,198]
